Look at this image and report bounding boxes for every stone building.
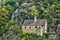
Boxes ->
[22,17,47,36]
[11,1,47,36]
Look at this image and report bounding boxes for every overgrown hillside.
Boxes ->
[0,0,60,40]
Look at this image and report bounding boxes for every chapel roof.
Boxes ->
[22,19,47,26]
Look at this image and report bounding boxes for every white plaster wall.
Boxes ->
[37,26,43,36]
[22,25,44,36]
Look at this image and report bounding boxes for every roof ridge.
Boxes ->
[22,19,47,26]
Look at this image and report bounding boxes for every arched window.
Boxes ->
[35,26,37,28]
[39,27,40,28]
[41,25,43,27]
[25,26,26,29]
[29,27,31,29]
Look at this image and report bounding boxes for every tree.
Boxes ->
[0,8,9,35]
[7,19,21,34]
[55,3,60,18]
[30,5,39,19]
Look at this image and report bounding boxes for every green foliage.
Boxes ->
[30,5,39,17]
[8,19,21,33]
[19,32,49,40]
[25,5,39,19]
[0,0,59,40]
[0,8,9,35]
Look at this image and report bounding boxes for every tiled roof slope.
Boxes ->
[22,19,47,26]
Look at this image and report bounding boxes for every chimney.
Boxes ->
[34,16,37,22]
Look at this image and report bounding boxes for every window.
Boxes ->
[25,26,26,29]
[39,27,40,28]
[41,25,43,27]
[35,26,37,28]
[29,27,31,29]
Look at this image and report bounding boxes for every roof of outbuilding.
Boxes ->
[58,24,60,26]
[57,24,60,30]
[22,19,47,26]
[57,24,60,31]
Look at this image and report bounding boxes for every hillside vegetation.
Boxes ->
[0,0,60,40]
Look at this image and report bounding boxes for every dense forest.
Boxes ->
[0,0,60,40]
